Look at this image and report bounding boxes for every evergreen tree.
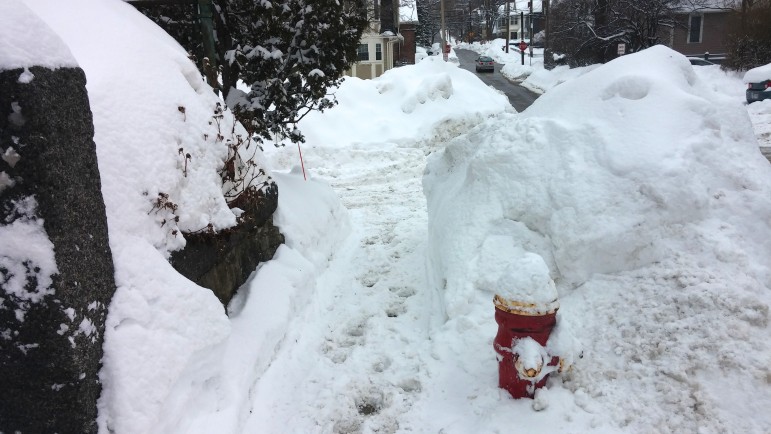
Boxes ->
[723,0,771,70]
[549,0,715,66]
[138,0,367,145]
[416,0,437,46]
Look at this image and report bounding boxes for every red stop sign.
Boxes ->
[519,41,528,51]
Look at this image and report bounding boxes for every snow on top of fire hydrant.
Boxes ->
[492,249,558,308]
[512,337,548,375]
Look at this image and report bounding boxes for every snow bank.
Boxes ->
[152,166,351,433]
[518,63,598,94]
[20,0,269,431]
[424,45,771,432]
[295,56,511,149]
[272,167,351,269]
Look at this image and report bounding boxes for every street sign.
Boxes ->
[519,41,528,51]
[617,43,626,55]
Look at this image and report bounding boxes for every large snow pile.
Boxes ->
[293,55,511,150]
[20,0,273,432]
[424,46,771,432]
[518,63,598,93]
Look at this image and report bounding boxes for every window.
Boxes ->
[688,14,702,43]
[358,44,369,61]
[376,43,382,61]
[373,0,379,19]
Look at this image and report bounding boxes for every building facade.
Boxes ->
[493,1,544,41]
[665,8,732,61]
[348,0,402,79]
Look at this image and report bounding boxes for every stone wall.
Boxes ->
[0,66,116,433]
[170,184,284,307]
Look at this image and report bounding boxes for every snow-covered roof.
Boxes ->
[499,0,543,15]
[673,0,736,12]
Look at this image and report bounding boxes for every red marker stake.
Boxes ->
[297,143,307,181]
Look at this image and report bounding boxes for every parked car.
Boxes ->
[687,57,716,66]
[475,55,494,73]
[744,63,771,104]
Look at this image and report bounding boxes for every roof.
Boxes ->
[672,0,737,12]
[498,1,543,15]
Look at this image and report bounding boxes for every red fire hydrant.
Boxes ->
[493,294,562,399]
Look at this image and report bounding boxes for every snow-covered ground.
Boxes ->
[5,2,771,433]
[258,46,771,433]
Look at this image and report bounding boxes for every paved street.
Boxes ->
[454,48,541,112]
[761,147,771,163]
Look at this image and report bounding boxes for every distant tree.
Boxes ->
[549,0,714,66]
[417,0,486,46]
[723,0,771,70]
[417,0,439,46]
[137,0,367,146]
[465,0,503,41]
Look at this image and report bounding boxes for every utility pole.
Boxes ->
[440,0,447,61]
[544,0,551,68]
[529,0,534,65]
[505,1,510,53]
[520,11,525,65]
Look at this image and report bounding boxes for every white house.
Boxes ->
[348,0,402,79]
[493,1,543,41]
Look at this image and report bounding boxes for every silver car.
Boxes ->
[475,56,494,73]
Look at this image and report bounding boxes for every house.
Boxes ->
[348,0,402,79]
[493,1,544,42]
[663,2,733,62]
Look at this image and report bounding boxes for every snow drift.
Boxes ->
[20,0,271,432]
[294,55,512,149]
[424,45,771,433]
